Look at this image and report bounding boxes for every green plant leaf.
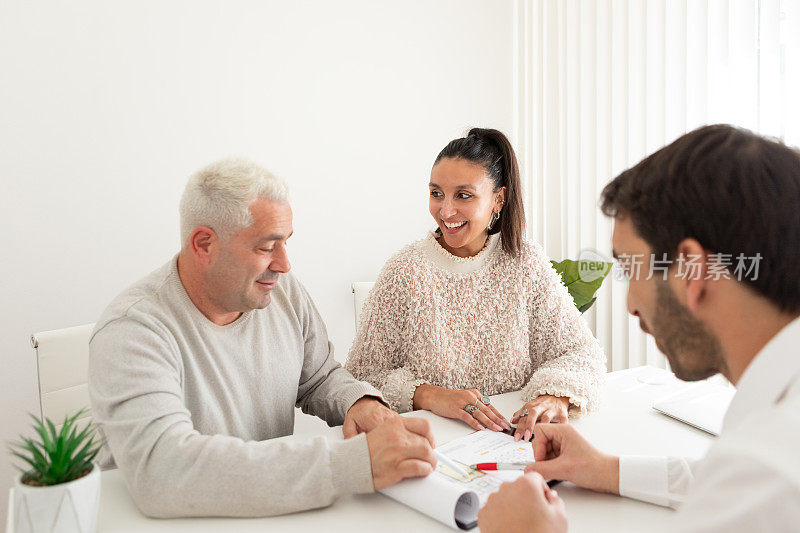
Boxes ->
[22,438,47,469]
[12,409,98,485]
[71,438,96,465]
[46,417,58,445]
[72,420,95,449]
[10,451,38,472]
[551,259,612,314]
[578,297,598,314]
[29,414,52,454]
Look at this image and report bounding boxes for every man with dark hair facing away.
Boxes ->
[479,124,800,532]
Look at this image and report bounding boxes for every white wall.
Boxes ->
[0,0,516,520]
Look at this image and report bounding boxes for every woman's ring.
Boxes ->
[518,408,529,418]
[464,404,478,415]
[480,396,491,405]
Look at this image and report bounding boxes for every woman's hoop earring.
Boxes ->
[487,211,499,230]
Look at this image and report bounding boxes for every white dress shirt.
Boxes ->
[618,316,800,531]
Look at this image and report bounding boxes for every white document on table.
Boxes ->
[379,430,534,530]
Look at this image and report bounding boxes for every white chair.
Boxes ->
[351,282,375,328]
[30,323,95,426]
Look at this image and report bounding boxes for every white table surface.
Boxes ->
[7,366,717,533]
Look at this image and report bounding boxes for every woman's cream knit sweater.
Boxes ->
[345,232,606,414]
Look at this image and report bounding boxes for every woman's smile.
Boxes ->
[442,220,467,233]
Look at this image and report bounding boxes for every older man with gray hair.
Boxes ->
[89,158,437,518]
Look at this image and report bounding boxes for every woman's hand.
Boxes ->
[413,384,511,432]
[511,395,570,442]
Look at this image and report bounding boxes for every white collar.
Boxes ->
[722,316,800,433]
[421,231,502,274]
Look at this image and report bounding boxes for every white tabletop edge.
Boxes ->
[5,366,717,533]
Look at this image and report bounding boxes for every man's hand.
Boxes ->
[343,397,397,438]
[511,395,570,442]
[478,472,567,533]
[366,416,437,490]
[524,423,619,494]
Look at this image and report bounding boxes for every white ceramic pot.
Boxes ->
[12,463,101,533]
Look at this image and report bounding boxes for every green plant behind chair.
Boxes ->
[9,408,101,486]
[551,259,613,313]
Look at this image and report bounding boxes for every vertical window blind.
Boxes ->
[514,0,800,370]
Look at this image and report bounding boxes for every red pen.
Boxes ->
[472,462,529,471]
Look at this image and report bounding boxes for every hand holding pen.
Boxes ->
[471,462,562,487]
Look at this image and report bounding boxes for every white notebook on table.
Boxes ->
[652,381,735,436]
[380,430,532,530]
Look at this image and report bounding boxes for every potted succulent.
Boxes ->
[9,409,102,533]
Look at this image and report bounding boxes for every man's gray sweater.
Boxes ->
[89,258,379,517]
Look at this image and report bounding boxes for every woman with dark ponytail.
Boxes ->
[346,128,605,441]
